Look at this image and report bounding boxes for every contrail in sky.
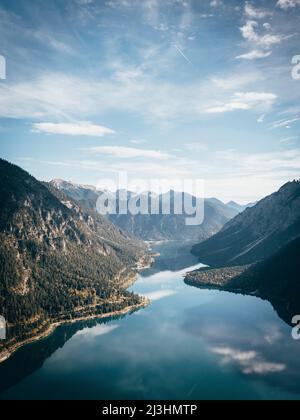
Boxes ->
[174,45,193,65]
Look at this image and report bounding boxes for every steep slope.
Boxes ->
[51,179,99,211]
[192,180,300,267]
[45,182,145,267]
[0,159,148,362]
[227,236,300,301]
[51,180,240,241]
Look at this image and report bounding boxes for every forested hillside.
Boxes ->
[0,159,148,361]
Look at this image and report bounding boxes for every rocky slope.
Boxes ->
[192,180,300,267]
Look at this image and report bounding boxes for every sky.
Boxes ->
[0,0,300,203]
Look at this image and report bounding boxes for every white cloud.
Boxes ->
[204,92,277,114]
[245,2,272,19]
[236,50,272,60]
[269,117,300,129]
[0,69,269,121]
[86,146,171,160]
[0,74,94,120]
[240,20,289,48]
[205,102,249,113]
[32,121,115,137]
[263,23,272,31]
[0,71,190,120]
[277,0,300,9]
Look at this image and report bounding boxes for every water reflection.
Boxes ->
[144,241,199,276]
[0,314,130,395]
[182,297,300,395]
[144,289,178,301]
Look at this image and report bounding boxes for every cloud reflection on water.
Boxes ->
[75,324,119,338]
[211,347,286,375]
[145,289,178,301]
[181,296,300,394]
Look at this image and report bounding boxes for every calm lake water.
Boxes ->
[0,242,300,400]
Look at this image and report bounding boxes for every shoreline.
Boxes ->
[0,298,150,365]
[184,265,250,290]
[0,249,155,365]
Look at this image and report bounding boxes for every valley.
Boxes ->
[0,160,300,400]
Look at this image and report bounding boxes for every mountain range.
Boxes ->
[50,179,247,242]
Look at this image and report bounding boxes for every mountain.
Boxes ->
[0,159,148,362]
[51,179,99,211]
[107,193,238,242]
[192,180,300,267]
[228,236,300,301]
[50,180,241,242]
[186,236,300,325]
[226,201,256,213]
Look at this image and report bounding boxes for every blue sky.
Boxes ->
[0,0,300,203]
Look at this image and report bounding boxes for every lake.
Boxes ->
[0,242,300,400]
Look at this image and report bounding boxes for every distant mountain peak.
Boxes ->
[51,179,97,191]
